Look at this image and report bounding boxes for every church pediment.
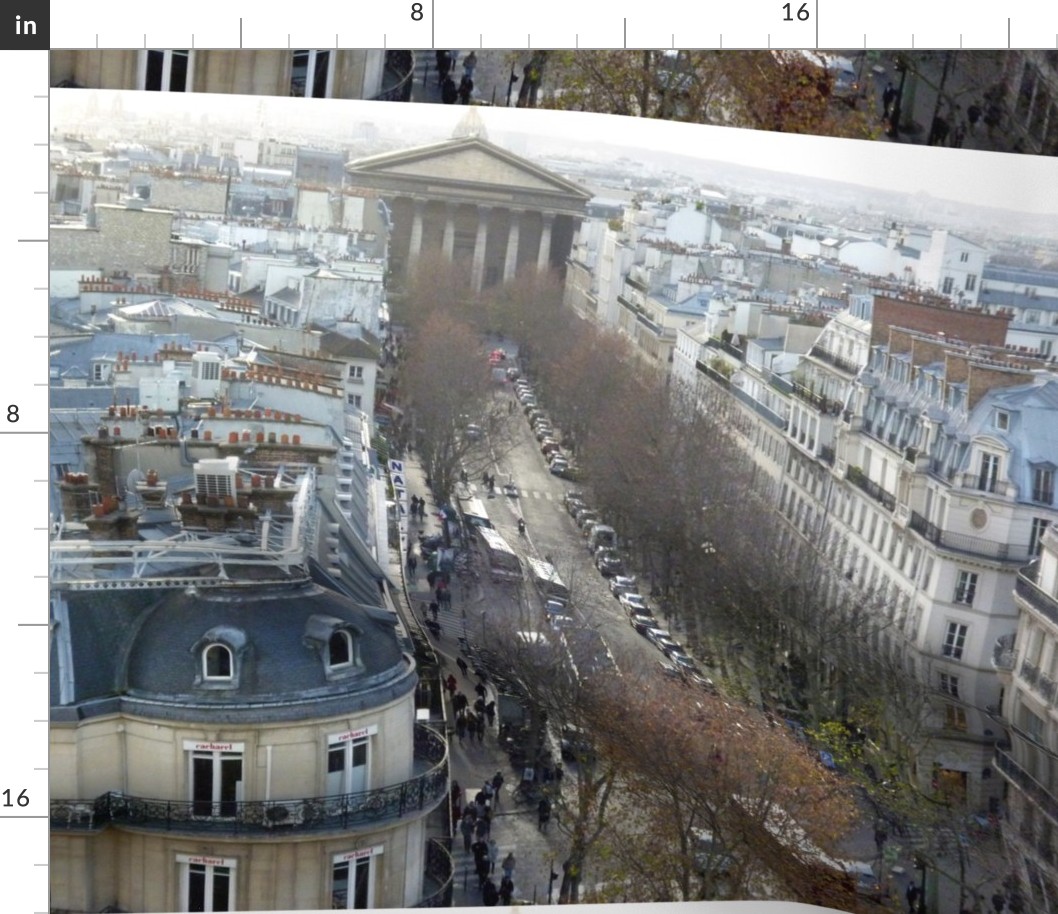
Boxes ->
[347,138,591,201]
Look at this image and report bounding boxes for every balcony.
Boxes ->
[846,465,896,511]
[372,50,415,102]
[909,511,1034,563]
[808,345,861,375]
[992,633,1015,672]
[790,380,843,416]
[995,746,1058,825]
[731,384,786,430]
[415,838,455,907]
[1017,563,1058,627]
[51,724,448,836]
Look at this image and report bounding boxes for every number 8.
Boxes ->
[411,2,423,20]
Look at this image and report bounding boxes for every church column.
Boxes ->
[441,203,456,261]
[503,209,521,283]
[537,212,554,272]
[471,205,491,292]
[408,198,425,264]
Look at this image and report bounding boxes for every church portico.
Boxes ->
[345,113,590,292]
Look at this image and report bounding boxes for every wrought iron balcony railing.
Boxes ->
[415,838,455,907]
[909,511,1033,563]
[1017,563,1058,627]
[995,746,1058,825]
[51,724,448,836]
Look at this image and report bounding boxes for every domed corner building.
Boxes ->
[49,577,450,912]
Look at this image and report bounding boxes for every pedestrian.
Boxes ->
[430,601,439,622]
[502,852,516,882]
[407,553,418,580]
[463,50,478,79]
[554,762,563,784]
[476,856,491,890]
[435,50,451,85]
[906,882,920,913]
[991,893,1006,914]
[499,875,514,905]
[537,795,551,831]
[410,494,419,515]
[451,781,462,824]
[491,770,505,803]
[456,714,467,743]
[457,656,469,676]
[475,682,487,699]
[487,837,499,872]
[482,877,499,906]
[458,74,474,105]
[419,499,426,520]
[952,124,966,148]
[882,81,896,121]
[476,715,486,743]
[485,700,496,727]
[441,75,458,104]
[460,812,475,853]
[967,102,982,133]
[445,673,457,697]
[475,696,486,717]
[472,837,488,865]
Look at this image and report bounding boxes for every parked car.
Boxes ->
[559,724,595,762]
[630,614,660,635]
[554,464,583,481]
[535,426,556,441]
[609,575,638,597]
[619,592,649,614]
[541,439,561,456]
[463,423,483,440]
[574,509,599,528]
[562,490,585,507]
[505,367,521,381]
[594,550,625,576]
[644,627,674,647]
[565,498,586,517]
[548,460,570,476]
[658,660,683,680]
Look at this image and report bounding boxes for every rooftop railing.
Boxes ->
[995,746,1058,825]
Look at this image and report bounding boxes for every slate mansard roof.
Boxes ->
[51,580,415,725]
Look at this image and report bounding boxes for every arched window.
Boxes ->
[204,643,233,679]
[329,631,353,668]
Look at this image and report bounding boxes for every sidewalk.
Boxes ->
[395,452,567,905]
[409,49,524,108]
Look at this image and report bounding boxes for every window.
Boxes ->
[327,732,371,796]
[943,621,969,659]
[954,571,977,606]
[1033,466,1055,505]
[189,748,243,818]
[347,393,362,409]
[291,50,334,98]
[965,273,977,292]
[349,364,364,380]
[939,673,960,698]
[1031,518,1052,556]
[329,631,353,668]
[944,705,967,731]
[203,644,232,679]
[332,848,382,909]
[959,251,969,263]
[977,452,999,493]
[93,362,106,381]
[178,855,235,912]
[994,410,1010,431]
[942,277,954,295]
[140,50,193,91]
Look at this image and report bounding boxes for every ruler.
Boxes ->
[10,2,1058,913]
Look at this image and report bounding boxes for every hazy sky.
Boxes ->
[53,89,1058,217]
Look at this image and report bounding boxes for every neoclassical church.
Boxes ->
[345,111,592,291]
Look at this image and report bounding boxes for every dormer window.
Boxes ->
[329,631,354,668]
[305,615,363,679]
[994,410,1010,431]
[204,643,233,679]
[191,626,247,690]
